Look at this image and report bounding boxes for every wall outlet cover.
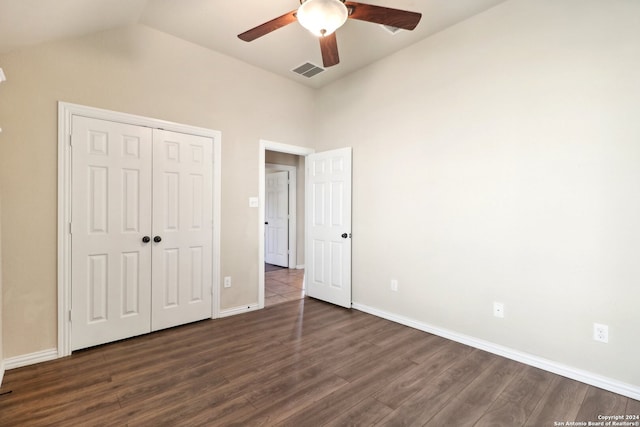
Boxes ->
[593,323,608,343]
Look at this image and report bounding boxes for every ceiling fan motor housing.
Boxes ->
[297,0,349,37]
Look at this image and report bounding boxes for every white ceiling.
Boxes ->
[0,0,508,88]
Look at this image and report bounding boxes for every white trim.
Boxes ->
[4,348,58,370]
[266,163,297,269]
[352,302,640,401]
[211,133,222,320]
[296,264,305,270]
[57,103,72,358]
[261,140,315,156]
[59,102,218,138]
[218,304,260,318]
[58,102,222,357]
[0,360,4,386]
[258,140,314,309]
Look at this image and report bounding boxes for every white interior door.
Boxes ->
[70,116,153,350]
[151,129,213,331]
[305,147,352,308]
[265,171,289,267]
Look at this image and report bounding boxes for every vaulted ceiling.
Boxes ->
[0,0,508,87]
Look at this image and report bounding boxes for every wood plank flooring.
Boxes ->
[1,297,638,426]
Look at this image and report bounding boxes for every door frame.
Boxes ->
[258,140,314,309]
[265,164,296,268]
[57,102,222,357]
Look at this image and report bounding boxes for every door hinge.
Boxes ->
[69,310,72,322]
[69,134,73,146]
[69,222,72,234]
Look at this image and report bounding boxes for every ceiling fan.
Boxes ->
[238,0,422,68]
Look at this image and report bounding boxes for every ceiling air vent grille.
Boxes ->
[292,62,325,78]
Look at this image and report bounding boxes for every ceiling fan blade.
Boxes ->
[344,2,422,31]
[238,10,298,42]
[319,33,340,67]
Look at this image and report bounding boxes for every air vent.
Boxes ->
[292,62,325,78]
[380,24,402,35]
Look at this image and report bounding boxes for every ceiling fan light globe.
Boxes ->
[297,0,348,37]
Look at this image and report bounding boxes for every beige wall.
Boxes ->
[315,0,640,386]
[0,24,315,358]
[265,150,305,267]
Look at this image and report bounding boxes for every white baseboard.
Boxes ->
[352,302,640,401]
[4,348,58,370]
[3,304,263,370]
[219,303,260,318]
[295,264,305,270]
[0,360,4,387]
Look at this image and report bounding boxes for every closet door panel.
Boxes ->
[70,116,153,351]
[151,129,213,331]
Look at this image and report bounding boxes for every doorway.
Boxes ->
[258,141,353,309]
[258,140,314,309]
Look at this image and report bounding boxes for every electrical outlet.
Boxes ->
[224,276,232,288]
[493,302,504,318]
[390,279,398,292]
[593,323,608,343]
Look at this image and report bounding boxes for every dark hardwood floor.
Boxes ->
[1,298,637,426]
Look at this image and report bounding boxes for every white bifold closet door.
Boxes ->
[70,116,213,351]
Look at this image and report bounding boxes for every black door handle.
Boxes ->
[142,236,151,243]
[341,233,349,239]
[153,236,162,243]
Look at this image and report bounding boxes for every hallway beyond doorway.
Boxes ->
[265,265,304,307]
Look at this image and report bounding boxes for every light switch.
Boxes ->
[249,197,259,208]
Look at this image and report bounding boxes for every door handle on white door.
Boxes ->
[142,236,151,243]
[341,233,351,239]
[153,236,162,243]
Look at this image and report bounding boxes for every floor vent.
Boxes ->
[380,24,402,35]
[292,62,325,78]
